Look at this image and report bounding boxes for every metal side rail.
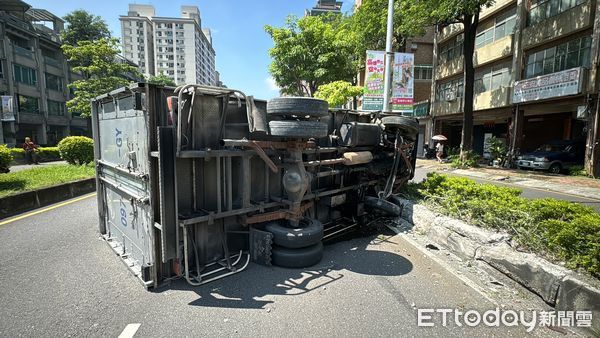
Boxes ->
[182,227,250,286]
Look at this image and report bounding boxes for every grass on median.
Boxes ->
[397,172,600,278]
[0,164,95,198]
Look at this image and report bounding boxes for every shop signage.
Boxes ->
[513,67,584,104]
[363,50,385,111]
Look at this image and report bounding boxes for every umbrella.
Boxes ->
[432,135,447,141]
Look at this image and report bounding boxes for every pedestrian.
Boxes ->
[22,137,39,165]
[435,141,444,163]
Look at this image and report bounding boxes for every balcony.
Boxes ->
[521,0,592,49]
[474,87,512,110]
[431,99,463,117]
[13,45,34,59]
[435,56,464,80]
[438,23,463,43]
[44,56,62,69]
[480,0,516,20]
[474,34,513,67]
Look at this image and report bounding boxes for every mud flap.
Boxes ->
[249,227,273,266]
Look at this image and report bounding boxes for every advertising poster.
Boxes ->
[391,53,414,113]
[363,50,385,110]
[1,95,15,122]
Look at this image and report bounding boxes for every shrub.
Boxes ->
[416,173,600,277]
[10,147,61,163]
[57,136,94,165]
[0,145,13,172]
[568,165,588,177]
[450,150,480,168]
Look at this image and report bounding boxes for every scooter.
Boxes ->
[423,144,436,159]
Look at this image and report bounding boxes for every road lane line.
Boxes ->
[0,192,96,226]
[118,323,141,338]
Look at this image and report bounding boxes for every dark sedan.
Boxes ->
[517,140,585,174]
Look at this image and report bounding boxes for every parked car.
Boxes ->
[517,140,584,174]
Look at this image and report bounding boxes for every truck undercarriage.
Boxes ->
[91,83,418,288]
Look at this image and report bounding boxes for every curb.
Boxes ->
[0,178,96,219]
[398,198,600,336]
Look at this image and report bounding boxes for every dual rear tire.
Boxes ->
[265,217,324,268]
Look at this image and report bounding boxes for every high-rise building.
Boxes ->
[305,0,343,16]
[0,0,90,146]
[120,4,217,86]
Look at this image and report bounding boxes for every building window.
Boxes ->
[14,64,38,86]
[528,0,586,26]
[47,99,65,116]
[474,62,512,94]
[475,8,516,49]
[414,65,433,80]
[436,78,464,101]
[17,94,39,114]
[525,35,591,78]
[45,73,64,91]
[438,34,463,64]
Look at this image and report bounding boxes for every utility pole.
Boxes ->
[382,0,394,113]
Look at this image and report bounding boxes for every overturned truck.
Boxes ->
[91,83,418,288]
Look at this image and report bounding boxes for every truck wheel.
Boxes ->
[387,195,405,211]
[549,163,562,174]
[265,218,324,249]
[269,120,328,138]
[364,196,402,217]
[271,242,323,268]
[381,116,419,140]
[267,97,329,118]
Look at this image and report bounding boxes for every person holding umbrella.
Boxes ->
[432,135,447,163]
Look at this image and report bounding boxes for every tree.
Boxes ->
[147,72,176,86]
[315,81,364,107]
[62,38,140,117]
[265,15,356,97]
[62,10,110,47]
[350,0,428,61]
[407,0,494,160]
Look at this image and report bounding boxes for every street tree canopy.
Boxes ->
[265,15,356,97]
[61,10,110,46]
[315,81,364,107]
[147,72,176,86]
[350,0,429,59]
[62,38,140,117]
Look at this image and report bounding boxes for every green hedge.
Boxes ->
[0,145,13,172]
[408,173,599,277]
[57,136,94,165]
[10,147,61,163]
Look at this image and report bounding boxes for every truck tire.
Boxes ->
[271,242,324,268]
[267,97,329,118]
[364,196,402,217]
[381,116,419,140]
[269,120,328,138]
[265,218,324,249]
[387,194,405,211]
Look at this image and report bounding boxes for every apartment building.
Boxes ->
[120,4,217,86]
[430,0,599,167]
[0,0,88,146]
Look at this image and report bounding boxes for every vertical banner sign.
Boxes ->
[1,96,15,122]
[363,50,385,110]
[391,53,414,113]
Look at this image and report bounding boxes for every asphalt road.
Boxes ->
[412,167,600,212]
[0,195,560,337]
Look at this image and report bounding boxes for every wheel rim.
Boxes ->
[550,165,560,173]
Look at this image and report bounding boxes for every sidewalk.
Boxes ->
[416,159,600,200]
[9,161,67,173]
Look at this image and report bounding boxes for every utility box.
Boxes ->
[91,83,419,288]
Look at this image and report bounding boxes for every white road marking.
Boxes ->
[118,323,141,338]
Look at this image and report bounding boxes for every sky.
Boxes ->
[26,0,355,100]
